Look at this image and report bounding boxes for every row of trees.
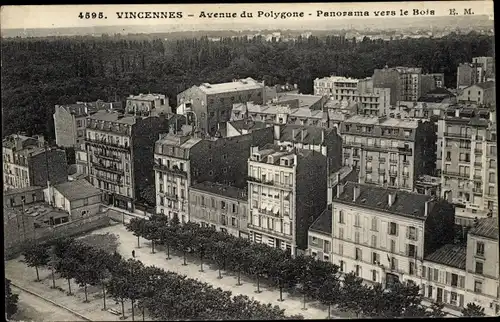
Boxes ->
[21,237,302,320]
[124,215,487,318]
[1,32,493,140]
[6,278,19,319]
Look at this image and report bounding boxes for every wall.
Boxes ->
[3,187,45,207]
[372,69,400,105]
[177,86,207,132]
[30,149,68,187]
[54,106,77,148]
[308,231,332,262]
[421,261,467,310]
[4,212,112,259]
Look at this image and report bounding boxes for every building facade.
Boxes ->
[457,63,484,90]
[314,76,359,101]
[472,57,495,79]
[177,78,265,136]
[126,93,171,117]
[457,82,496,107]
[85,110,172,211]
[372,66,424,104]
[440,106,497,225]
[340,115,436,191]
[247,144,327,256]
[189,181,249,238]
[330,182,455,288]
[3,134,68,191]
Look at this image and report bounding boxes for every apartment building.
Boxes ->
[189,181,249,238]
[314,76,359,101]
[425,73,446,88]
[440,106,497,225]
[472,56,495,79]
[85,110,173,211]
[340,115,436,191]
[421,244,468,313]
[357,88,392,116]
[154,133,199,221]
[308,205,333,262]
[373,66,425,104]
[457,81,496,106]
[457,63,484,90]
[465,218,499,316]
[330,182,455,288]
[247,144,327,256]
[126,93,171,117]
[3,134,68,191]
[231,101,347,129]
[154,127,274,220]
[177,78,265,136]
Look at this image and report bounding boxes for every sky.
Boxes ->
[1,2,494,30]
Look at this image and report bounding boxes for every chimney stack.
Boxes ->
[455,109,460,117]
[321,129,325,144]
[353,184,360,202]
[292,129,296,142]
[388,192,396,207]
[424,200,430,217]
[336,182,344,198]
[301,129,306,142]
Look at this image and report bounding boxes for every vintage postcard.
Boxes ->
[2,1,497,321]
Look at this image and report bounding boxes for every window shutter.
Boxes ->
[406,227,409,239]
[459,276,465,288]
[459,294,464,307]
[444,290,449,303]
[406,244,409,256]
[415,228,418,241]
[387,222,390,234]
[446,272,451,285]
[422,266,426,278]
[428,267,432,281]
[396,224,399,236]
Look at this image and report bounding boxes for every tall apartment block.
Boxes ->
[373,66,435,104]
[472,56,495,79]
[340,115,436,191]
[328,182,455,287]
[457,63,485,90]
[126,93,171,117]
[440,106,497,225]
[247,144,327,256]
[154,127,274,220]
[3,134,68,191]
[313,76,359,101]
[177,78,265,136]
[85,110,173,211]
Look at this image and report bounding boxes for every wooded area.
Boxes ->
[2,32,493,141]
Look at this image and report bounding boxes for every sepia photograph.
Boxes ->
[1,1,497,320]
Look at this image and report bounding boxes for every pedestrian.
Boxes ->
[132,250,135,258]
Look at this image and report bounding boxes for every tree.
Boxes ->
[461,303,486,317]
[317,275,341,318]
[22,242,50,281]
[5,278,19,319]
[427,301,446,317]
[337,272,370,317]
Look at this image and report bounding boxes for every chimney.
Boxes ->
[424,200,430,217]
[292,129,296,142]
[388,192,396,207]
[336,182,344,198]
[455,109,460,117]
[274,124,281,140]
[301,129,306,142]
[353,184,360,202]
[321,129,325,144]
[37,135,45,148]
[336,172,341,184]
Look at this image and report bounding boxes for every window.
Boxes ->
[371,235,377,248]
[390,239,396,253]
[474,280,483,293]
[476,242,485,256]
[338,210,345,224]
[450,292,458,306]
[339,227,344,239]
[389,222,397,235]
[407,226,417,240]
[371,217,378,231]
[372,252,379,264]
[354,231,360,243]
[221,201,226,210]
[339,260,345,272]
[372,270,377,282]
[475,262,484,274]
[433,268,439,281]
[409,262,415,275]
[338,244,343,256]
[232,203,237,213]
[311,237,318,245]
[355,265,361,277]
[408,244,417,258]
[355,248,362,260]
[451,273,458,287]
[354,214,361,227]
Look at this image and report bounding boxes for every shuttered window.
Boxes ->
[459,276,465,288]
[459,294,464,307]
[422,266,426,278]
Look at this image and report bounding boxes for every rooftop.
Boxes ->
[4,185,44,197]
[88,110,137,125]
[424,244,467,269]
[53,179,101,201]
[469,217,498,240]
[309,205,332,235]
[315,76,359,83]
[474,81,496,90]
[344,115,420,128]
[128,93,167,101]
[276,93,324,109]
[156,133,202,149]
[228,120,269,133]
[279,125,331,145]
[2,134,40,149]
[198,78,263,94]
[190,181,248,201]
[334,182,434,219]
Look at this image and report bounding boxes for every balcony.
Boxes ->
[389,159,398,164]
[403,160,410,166]
[442,171,467,179]
[161,192,178,201]
[154,163,188,177]
[473,174,482,181]
[247,223,292,240]
[94,173,123,186]
[444,132,472,139]
[378,168,386,174]
[474,149,483,155]
[474,162,482,167]
[352,154,360,159]
[403,172,410,178]
[247,176,293,190]
[94,151,121,162]
[91,161,125,175]
[379,158,386,163]
[473,187,483,194]
[389,171,398,177]
[86,138,130,151]
[366,168,373,173]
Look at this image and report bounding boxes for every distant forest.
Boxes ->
[1,32,494,141]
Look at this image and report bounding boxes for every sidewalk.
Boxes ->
[89,224,354,319]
